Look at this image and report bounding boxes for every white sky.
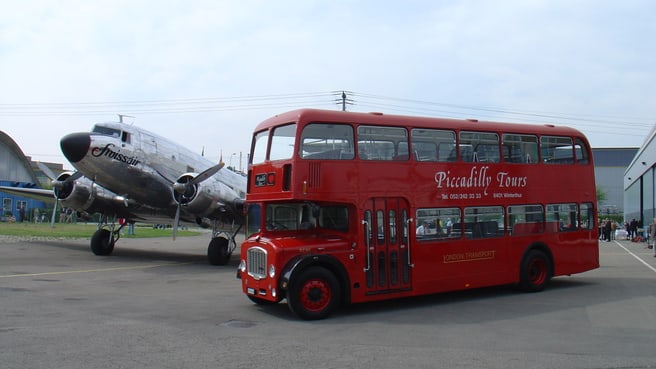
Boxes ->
[1,0,654,170]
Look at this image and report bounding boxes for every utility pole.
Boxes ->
[335,91,354,111]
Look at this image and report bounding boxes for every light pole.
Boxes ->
[229,153,236,168]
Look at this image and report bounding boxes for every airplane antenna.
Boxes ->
[117,114,135,123]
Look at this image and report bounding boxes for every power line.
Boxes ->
[348,92,654,139]
[351,92,652,125]
[1,90,652,138]
[0,92,338,116]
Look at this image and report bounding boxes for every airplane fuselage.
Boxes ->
[9,119,247,265]
[60,121,246,220]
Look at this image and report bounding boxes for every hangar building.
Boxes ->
[0,130,54,222]
[623,124,656,228]
[593,148,638,216]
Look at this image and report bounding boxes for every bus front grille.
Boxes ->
[247,247,267,280]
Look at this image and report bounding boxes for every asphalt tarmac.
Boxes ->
[1,234,655,369]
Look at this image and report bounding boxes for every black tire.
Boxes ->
[207,237,230,265]
[519,249,552,292]
[287,266,341,320]
[90,229,114,256]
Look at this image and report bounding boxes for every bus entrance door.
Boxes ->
[364,197,412,295]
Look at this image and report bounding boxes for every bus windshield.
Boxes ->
[251,201,349,232]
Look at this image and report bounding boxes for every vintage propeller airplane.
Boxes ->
[4,117,247,265]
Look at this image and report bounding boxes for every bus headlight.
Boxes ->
[269,264,276,278]
[239,260,246,273]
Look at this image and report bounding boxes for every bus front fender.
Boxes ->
[280,254,351,305]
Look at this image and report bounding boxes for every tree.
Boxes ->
[596,187,607,203]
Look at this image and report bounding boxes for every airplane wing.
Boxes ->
[2,174,184,225]
[0,186,55,204]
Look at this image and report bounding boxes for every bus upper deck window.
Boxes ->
[541,136,573,164]
[460,131,500,163]
[574,138,590,164]
[300,123,354,160]
[251,130,269,164]
[411,129,456,162]
[502,134,538,164]
[269,124,297,161]
[358,125,408,161]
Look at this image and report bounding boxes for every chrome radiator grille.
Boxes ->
[247,247,267,280]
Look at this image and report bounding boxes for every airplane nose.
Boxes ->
[60,132,90,163]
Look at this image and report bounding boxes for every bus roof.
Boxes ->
[254,108,587,140]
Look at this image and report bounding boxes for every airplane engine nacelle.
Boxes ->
[55,172,94,210]
[173,173,221,216]
[173,173,241,218]
[55,173,123,216]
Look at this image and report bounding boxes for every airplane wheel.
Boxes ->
[208,237,230,265]
[90,229,115,256]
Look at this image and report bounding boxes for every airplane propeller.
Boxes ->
[36,162,83,228]
[171,161,225,240]
[172,161,225,195]
[150,162,176,184]
[172,202,181,240]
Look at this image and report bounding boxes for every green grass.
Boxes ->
[0,222,202,238]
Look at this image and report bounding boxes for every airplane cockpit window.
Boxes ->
[92,125,121,138]
[121,131,130,144]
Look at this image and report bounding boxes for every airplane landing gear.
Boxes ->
[207,232,236,265]
[90,217,125,256]
[90,228,116,256]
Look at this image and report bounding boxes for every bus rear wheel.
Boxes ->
[288,266,341,320]
[519,250,552,292]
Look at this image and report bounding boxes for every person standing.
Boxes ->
[604,219,612,242]
[18,204,26,222]
[624,221,630,240]
[611,220,617,240]
[647,218,656,254]
[630,218,638,240]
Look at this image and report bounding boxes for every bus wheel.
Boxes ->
[288,266,341,320]
[519,250,552,292]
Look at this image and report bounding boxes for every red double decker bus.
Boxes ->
[237,108,599,319]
